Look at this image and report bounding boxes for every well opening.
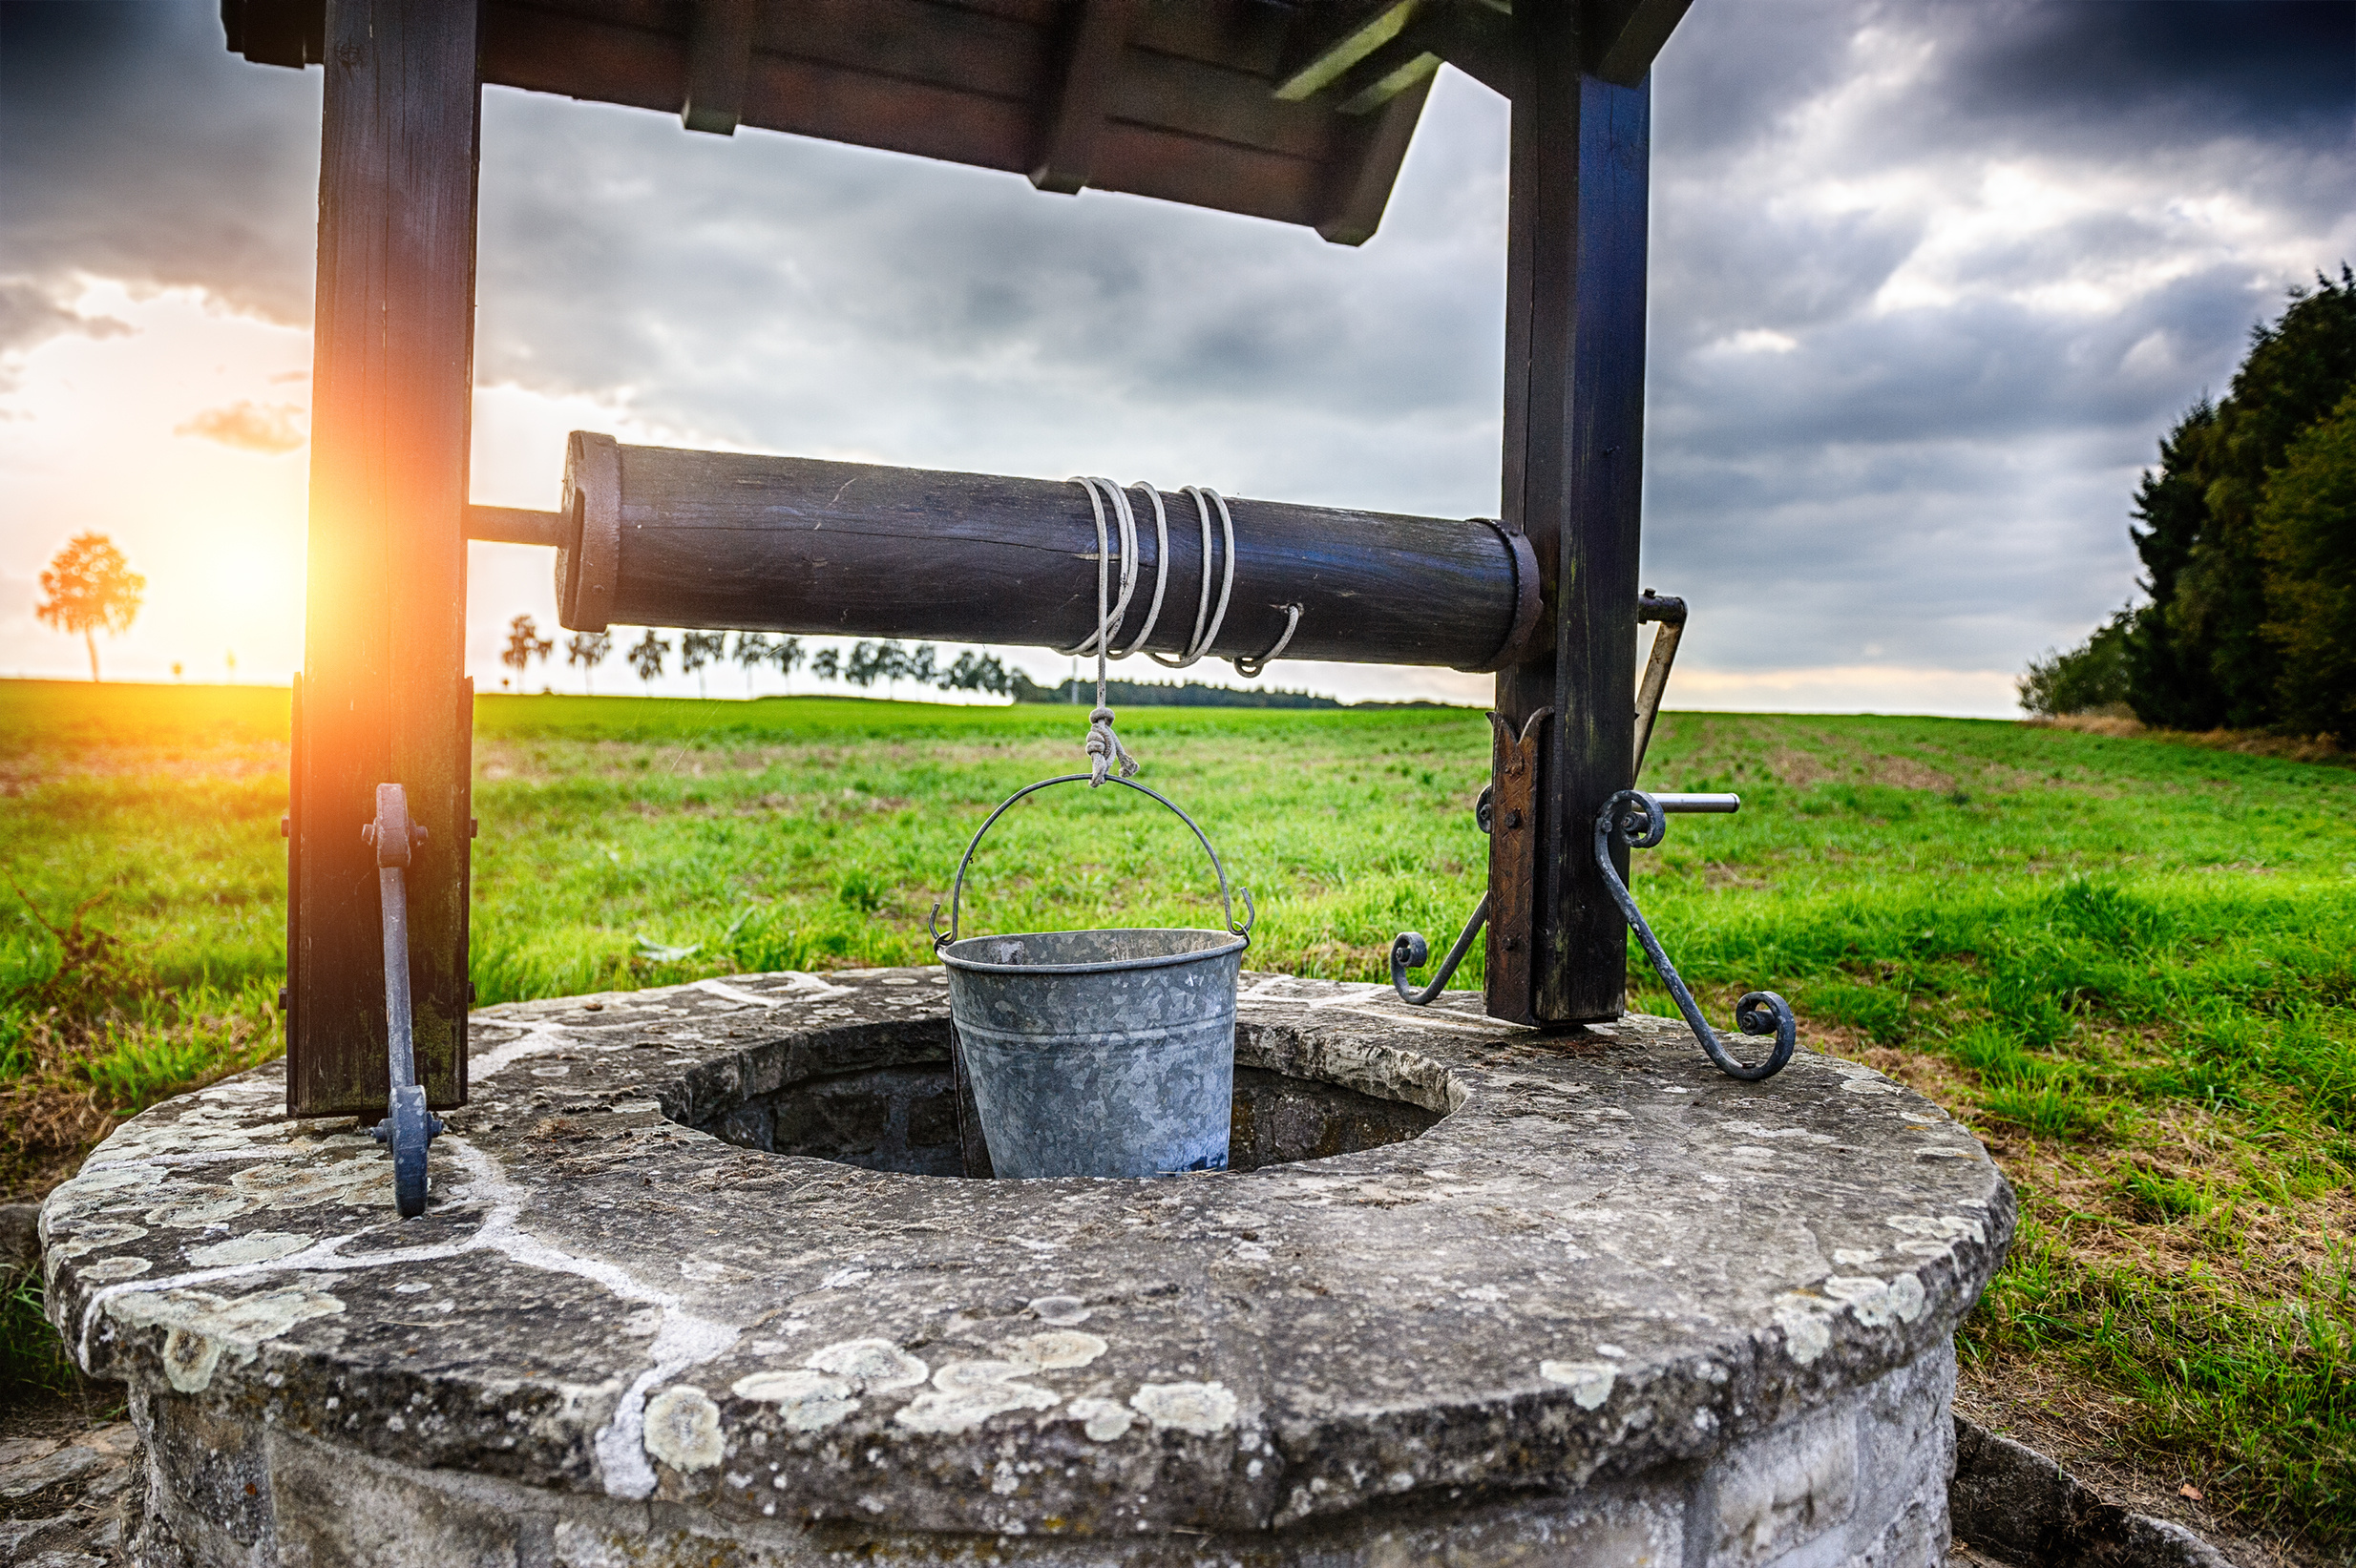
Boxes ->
[678,1018,1445,1178]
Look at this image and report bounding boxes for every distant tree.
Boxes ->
[942,650,1013,698]
[810,646,840,682]
[732,633,774,695]
[36,533,145,681]
[768,634,805,689]
[844,640,887,690]
[2120,268,2356,728]
[680,630,727,697]
[224,649,236,682]
[2258,388,2356,742]
[906,643,938,696]
[565,630,613,694]
[501,614,554,690]
[2018,608,2134,717]
[627,629,670,689]
[171,660,183,681]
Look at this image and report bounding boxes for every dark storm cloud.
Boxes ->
[1635,0,2354,675]
[0,0,320,323]
[4,0,2350,695]
[1933,0,2356,142]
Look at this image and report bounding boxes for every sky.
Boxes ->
[2,0,2351,711]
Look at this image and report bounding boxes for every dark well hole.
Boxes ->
[681,1020,1445,1179]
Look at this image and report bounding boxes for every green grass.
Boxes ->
[2,680,2352,1550]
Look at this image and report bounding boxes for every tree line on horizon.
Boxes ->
[2021,268,2356,742]
[502,618,1016,700]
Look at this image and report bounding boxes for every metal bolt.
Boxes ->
[1502,934,1521,952]
[469,817,478,839]
[1504,809,1523,829]
[280,814,290,839]
[277,986,289,1011]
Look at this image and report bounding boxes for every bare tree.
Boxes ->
[810,646,840,682]
[37,533,145,681]
[501,614,554,690]
[565,630,613,694]
[627,629,670,689]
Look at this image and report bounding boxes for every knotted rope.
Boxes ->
[1066,476,1144,786]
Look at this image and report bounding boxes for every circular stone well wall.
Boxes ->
[41,968,2011,1567]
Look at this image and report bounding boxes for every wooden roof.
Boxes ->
[223,1,1683,245]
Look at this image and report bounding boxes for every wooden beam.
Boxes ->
[1583,0,1692,87]
[221,0,326,68]
[1327,34,1441,116]
[464,504,563,547]
[1488,0,1651,1027]
[1415,2,1512,98]
[291,0,480,1118]
[683,0,755,135]
[1315,71,1432,245]
[549,440,1537,673]
[1274,1,1420,102]
[1031,0,1143,194]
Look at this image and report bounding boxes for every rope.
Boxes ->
[1231,602,1302,678]
[1116,483,1169,658]
[1060,477,1142,659]
[1148,487,1237,670]
[1065,475,1141,786]
[1061,478,1303,773]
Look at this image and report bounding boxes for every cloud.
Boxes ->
[174,400,306,454]
[0,278,132,389]
[1,0,2350,706]
[0,0,322,324]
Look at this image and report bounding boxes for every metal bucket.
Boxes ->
[932,775,1253,1179]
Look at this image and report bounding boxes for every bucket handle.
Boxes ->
[931,774,1255,949]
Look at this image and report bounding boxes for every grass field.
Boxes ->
[3,679,2351,1555]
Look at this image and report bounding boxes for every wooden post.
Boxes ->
[1487,0,1652,1026]
[287,0,481,1117]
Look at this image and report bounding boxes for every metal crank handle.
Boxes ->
[365,784,444,1218]
[1594,789,1795,1081]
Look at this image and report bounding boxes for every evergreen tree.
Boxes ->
[2119,268,2356,728]
[2258,389,2356,742]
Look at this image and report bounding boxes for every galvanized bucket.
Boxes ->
[932,775,1253,1179]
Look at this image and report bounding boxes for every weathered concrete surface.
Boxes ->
[40,969,2012,1565]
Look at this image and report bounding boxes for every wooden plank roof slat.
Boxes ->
[1316,71,1433,245]
[682,0,755,133]
[227,0,1462,242]
[1029,0,1144,194]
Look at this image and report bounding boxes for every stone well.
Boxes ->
[41,968,2011,1566]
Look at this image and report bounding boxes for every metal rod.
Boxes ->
[377,864,416,1093]
[1592,789,1795,1081]
[1632,591,1687,778]
[1650,793,1739,813]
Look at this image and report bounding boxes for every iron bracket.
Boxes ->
[1594,788,1795,1080]
[364,783,444,1217]
[1389,784,1493,1003]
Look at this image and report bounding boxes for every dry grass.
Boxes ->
[2029,714,2349,766]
